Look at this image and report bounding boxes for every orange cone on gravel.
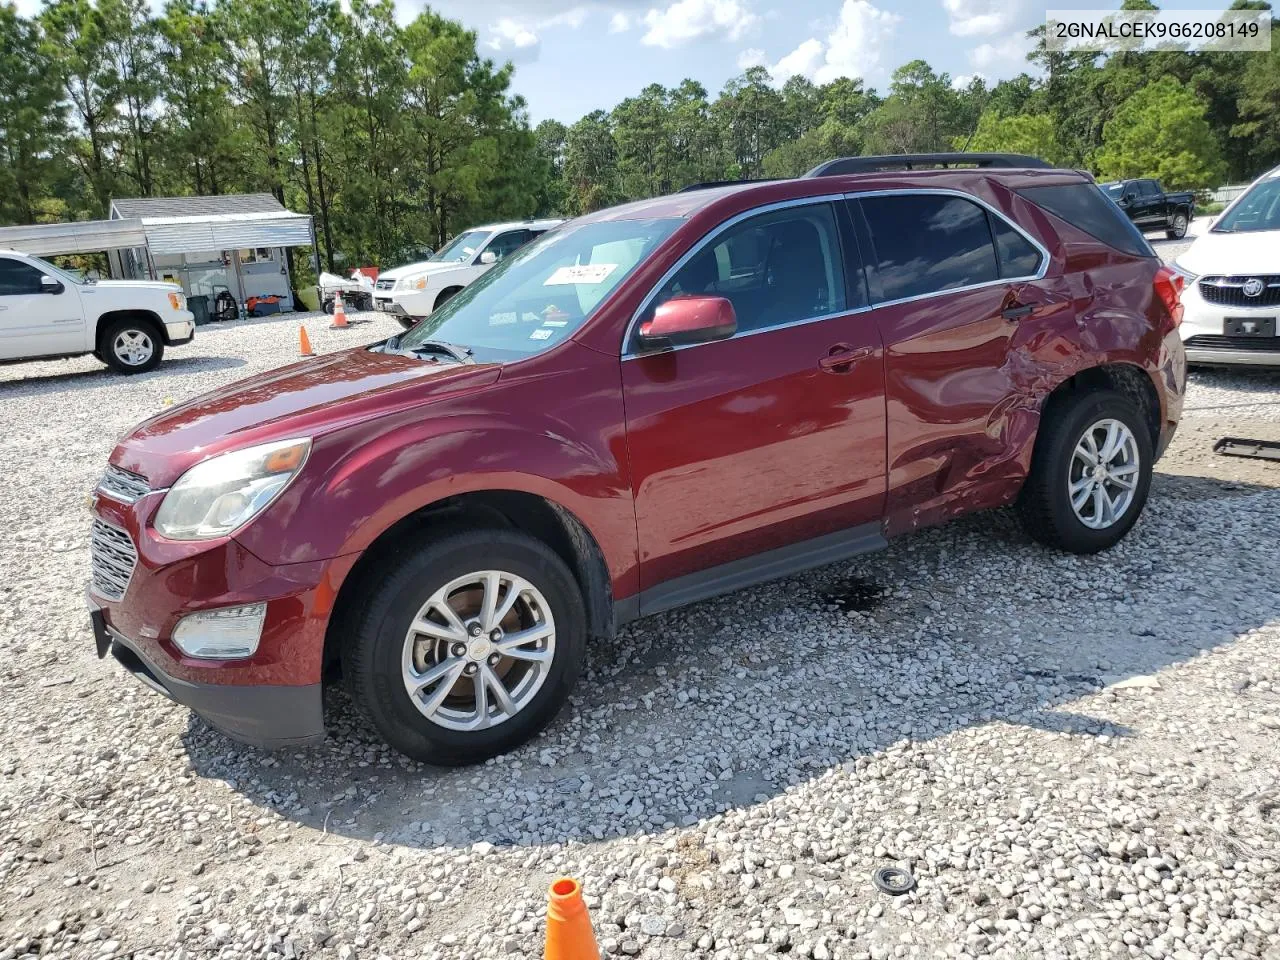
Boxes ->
[544,878,599,960]
[330,291,350,329]
[299,325,315,357]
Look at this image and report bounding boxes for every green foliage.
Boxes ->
[1095,76,1225,189]
[961,112,1069,166]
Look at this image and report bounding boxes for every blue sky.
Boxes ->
[420,0,1243,123]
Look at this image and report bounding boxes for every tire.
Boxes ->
[100,318,164,374]
[1016,389,1153,554]
[323,299,336,315]
[396,316,416,330]
[434,287,462,311]
[1166,211,1188,240]
[344,529,587,765]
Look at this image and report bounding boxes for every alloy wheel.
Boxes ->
[113,329,155,367]
[401,570,555,731]
[1068,418,1140,530]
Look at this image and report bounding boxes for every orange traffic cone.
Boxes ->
[330,291,350,329]
[544,878,599,960]
[299,325,315,356]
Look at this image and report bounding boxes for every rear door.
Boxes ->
[622,199,887,607]
[0,256,84,360]
[849,189,1049,535]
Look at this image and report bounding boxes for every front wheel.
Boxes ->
[344,530,587,765]
[1166,212,1188,240]
[101,319,164,374]
[1017,390,1153,554]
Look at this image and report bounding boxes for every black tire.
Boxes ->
[396,316,416,330]
[1166,211,1188,240]
[100,318,164,374]
[1016,389,1153,554]
[343,529,587,765]
[434,287,462,311]
[323,299,336,315]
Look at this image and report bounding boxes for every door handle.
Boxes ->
[1002,303,1037,320]
[818,344,873,373]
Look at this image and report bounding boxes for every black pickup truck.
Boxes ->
[1099,178,1196,239]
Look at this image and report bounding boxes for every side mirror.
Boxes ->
[638,296,737,350]
[478,250,497,265]
[40,275,64,295]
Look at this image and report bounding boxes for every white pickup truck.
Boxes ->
[0,249,195,374]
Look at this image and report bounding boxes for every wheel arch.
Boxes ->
[434,286,464,310]
[1038,361,1161,450]
[323,489,615,679]
[96,309,166,347]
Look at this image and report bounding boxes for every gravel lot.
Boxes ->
[2,246,1278,960]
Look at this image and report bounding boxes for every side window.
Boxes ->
[0,258,44,296]
[989,214,1043,279]
[1140,181,1159,198]
[858,193,999,302]
[485,230,534,262]
[643,202,847,338]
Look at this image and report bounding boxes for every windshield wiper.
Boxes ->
[406,339,474,364]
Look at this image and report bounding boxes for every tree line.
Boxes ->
[1,0,1278,273]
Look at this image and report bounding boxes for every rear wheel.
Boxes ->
[344,530,587,765]
[1166,211,1188,240]
[1017,390,1153,554]
[100,318,163,374]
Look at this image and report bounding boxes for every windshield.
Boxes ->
[429,229,493,263]
[1213,178,1280,234]
[399,217,682,362]
[28,255,83,284]
[1102,183,1124,199]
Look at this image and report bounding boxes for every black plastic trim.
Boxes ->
[805,153,1052,177]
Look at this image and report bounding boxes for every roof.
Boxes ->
[471,218,565,231]
[111,193,285,220]
[0,218,149,256]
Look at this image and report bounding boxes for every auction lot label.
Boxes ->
[1046,9,1271,52]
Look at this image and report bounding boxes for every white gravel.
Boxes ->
[1,303,1277,960]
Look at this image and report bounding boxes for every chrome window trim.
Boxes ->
[848,188,1050,310]
[621,194,849,360]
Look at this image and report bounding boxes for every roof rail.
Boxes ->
[803,153,1053,177]
[677,179,779,193]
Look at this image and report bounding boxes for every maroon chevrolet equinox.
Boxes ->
[88,154,1187,764]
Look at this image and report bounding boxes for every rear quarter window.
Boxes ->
[1018,183,1155,258]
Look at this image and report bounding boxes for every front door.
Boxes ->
[0,256,84,360]
[622,200,887,607]
[850,189,1052,534]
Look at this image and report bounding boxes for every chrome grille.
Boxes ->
[1199,276,1280,309]
[98,465,151,504]
[90,519,137,602]
[1185,335,1280,352]
[375,278,396,291]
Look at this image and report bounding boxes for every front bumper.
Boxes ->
[88,488,358,748]
[387,289,434,319]
[164,314,196,346]
[1180,287,1280,366]
[90,599,324,748]
[373,296,407,316]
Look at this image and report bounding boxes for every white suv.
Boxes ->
[1173,165,1280,366]
[374,220,563,328]
[0,250,195,374]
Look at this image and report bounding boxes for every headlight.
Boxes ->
[398,274,429,291]
[168,292,186,310]
[1171,261,1198,284]
[154,438,311,540]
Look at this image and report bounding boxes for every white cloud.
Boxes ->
[969,32,1034,72]
[951,71,986,89]
[640,0,760,48]
[942,0,1020,37]
[737,47,767,68]
[480,5,592,63]
[488,17,540,50]
[609,10,633,31]
[747,0,899,86]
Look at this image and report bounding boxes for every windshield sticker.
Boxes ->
[490,311,518,326]
[542,319,568,327]
[544,264,617,286]
[529,328,555,340]
[542,305,572,323]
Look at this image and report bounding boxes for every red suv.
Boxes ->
[88,154,1187,765]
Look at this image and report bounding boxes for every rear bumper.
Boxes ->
[92,605,324,748]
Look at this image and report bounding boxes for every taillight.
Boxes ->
[1153,265,1184,332]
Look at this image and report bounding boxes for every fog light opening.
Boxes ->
[172,603,267,659]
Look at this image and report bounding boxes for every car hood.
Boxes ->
[112,348,500,485]
[378,260,465,281]
[89,279,183,292]
[1178,229,1280,275]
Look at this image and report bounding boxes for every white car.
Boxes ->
[374,219,564,328]
[1173,165,1280,366]
[0,249,195,374]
